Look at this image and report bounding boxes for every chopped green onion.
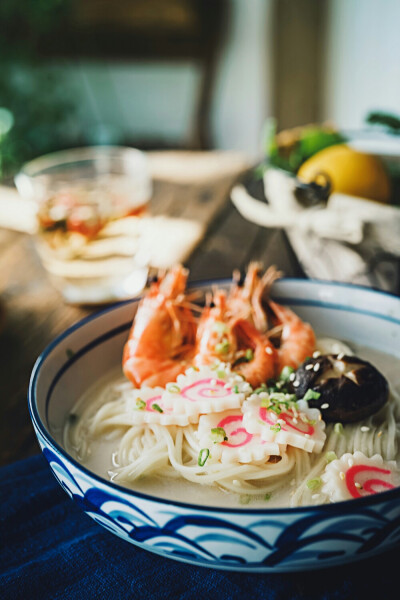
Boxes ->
[152,403,163,413]
[303,389,321,402]
[245,348,254,361]
[198,448,210,467]
[215,340,230,354]
[167,384,181,393]
[261,397,271,408]
[264,493,272,501]
[270,392,297,404]
[270,423,282,433]
[301,417,316,426]
[306,477,322,491]
[280,365,294,381]
[334,422,344,435]
[254,384,267,394]
[233,384,239,393]
[216,369,226,379]
[136,398,146,410]
[239,494,251,505]
[325,451,337,463]
[212,321,228,334]
[210,427,228,443]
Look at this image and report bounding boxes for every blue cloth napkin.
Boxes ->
[1,454,398,600]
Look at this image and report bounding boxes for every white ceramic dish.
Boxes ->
[28,279,400,572]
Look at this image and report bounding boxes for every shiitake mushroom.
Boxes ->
[290,354,389,423]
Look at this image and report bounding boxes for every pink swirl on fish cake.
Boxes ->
[259,407,315,436]
[145,394,171,413]
[217,414,253,448]
[346,464,395,498]
[181,378,231,402]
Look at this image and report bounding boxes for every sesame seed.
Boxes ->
[340,471,345,480]
[304,434,310,438]
[377,430,383,437]
[360,426,370,433]
[313,363,320,372]
[265,346,273,355]
[292,417,298,424]
[348,459,354,467]
[313,351,321,358]
[211,379,217,386]
[355,482,362,489]
[277,419,285,426]
[337,352,345,360]
[312,494,320,500]
[293,380,300,388]
[289,372,296,381]
[321,403,329,409]
[305,364,313,371]
[224,383,231,389]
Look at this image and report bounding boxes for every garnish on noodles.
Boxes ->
[64,264,400,507]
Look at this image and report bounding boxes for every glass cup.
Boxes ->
[15,146,152,304]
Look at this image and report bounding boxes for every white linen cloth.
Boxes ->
[231,168,400,293]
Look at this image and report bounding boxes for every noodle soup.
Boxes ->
[63,340,400,509]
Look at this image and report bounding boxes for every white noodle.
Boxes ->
[64,349,400,507]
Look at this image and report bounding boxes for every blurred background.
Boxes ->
[1,0,400,182]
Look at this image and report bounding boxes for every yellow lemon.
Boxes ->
[297,144,391,203]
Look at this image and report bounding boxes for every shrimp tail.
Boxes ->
[252,265,283,332]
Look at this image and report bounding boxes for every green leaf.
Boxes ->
[365,111,400,132]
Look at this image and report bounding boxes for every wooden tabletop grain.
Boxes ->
[0,171,304,467]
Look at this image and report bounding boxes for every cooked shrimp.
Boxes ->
[193,290,276,387]
[228,262,262,322]
[230,318,277,388]
[194,290,238,366]
[227,263,282,332]
[268,300,316,374]
[122,265,197,387]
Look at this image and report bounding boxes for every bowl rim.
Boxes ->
[28,277,400,514]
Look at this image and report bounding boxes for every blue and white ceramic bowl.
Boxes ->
[28,279,400,572]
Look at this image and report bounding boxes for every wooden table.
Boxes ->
[0,171,304,467]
